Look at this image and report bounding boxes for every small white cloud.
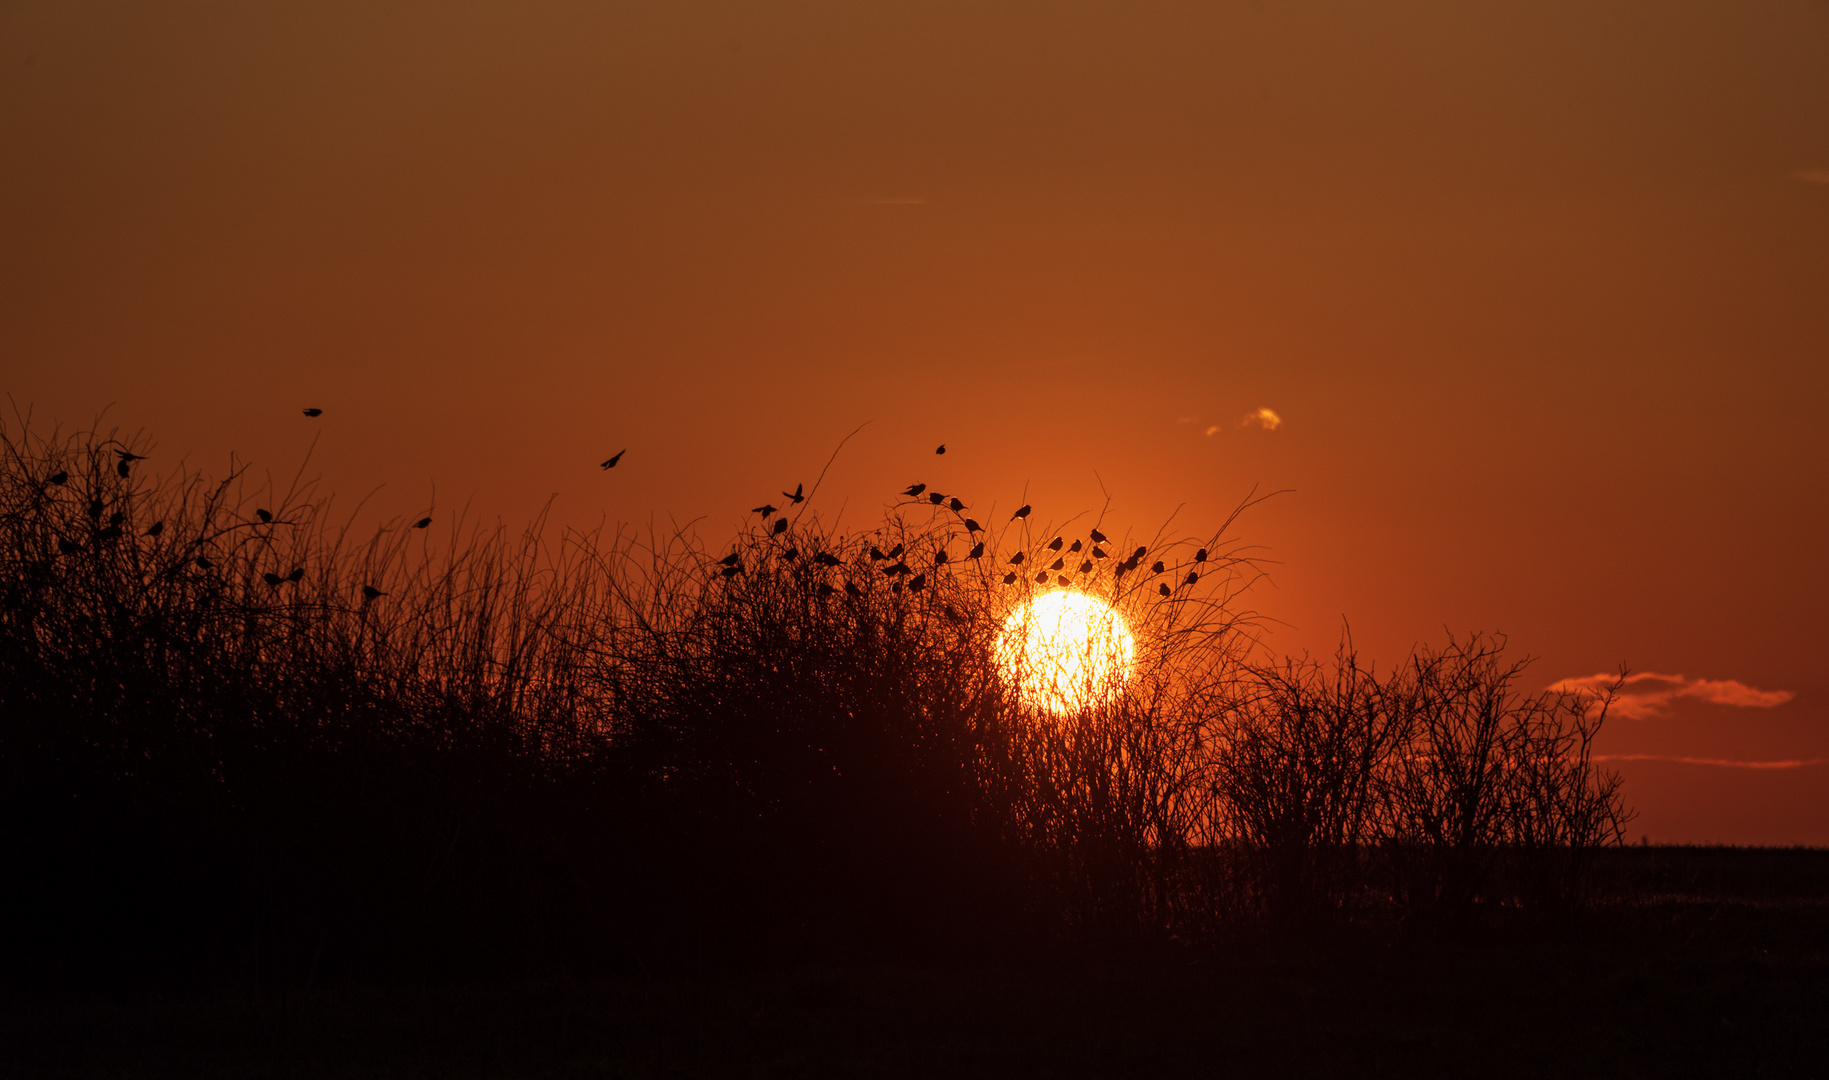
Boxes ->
[1790,169,1829,184]
[1242,407,1282,431]
[1550,671,1796,720]
[1204,425,1220,436]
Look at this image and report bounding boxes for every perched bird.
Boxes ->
[1090,528,1107,544]
[935,444,946,455]
[964,518,982,533]
[1186,571,1199,586]
[870,546,886,561]
[903,482,926,497]
[817,582,836,597]
[414,517,432,529]
[1009,551,1025,565]
[601,450,626,470]
[1002,572,1017,585]
[362,585,386,600]
[1150,561,1166,574]
[719,552,742,567]
[721,565,741,579]
[814,552,841,567]
[783,483,805,504]
[1047,537,1063,552]
[116,461,130,478]
[909,573,926,591]
[886,543,904,559]
[772,517,788,535]
[287,567,305,583]
[782,547,799,561]
[48,471,68,485]
[263,572,283,587]
[968,542,984,560]
[948,498,965,512]
[1132,546,1148,561]
[108,511,123,527]
[1069,539,1082,553]
[196,556,213,569]
[1092,546,1107,559]
[86,499,103,520]
[934,550,948,565]
[1114,562,1130,579]
[1035,571,1048,583]
[256,509,273,524]
[892,582,903,594]
[95,525,122,542]
[1049,557,1065,571]
[145,521,164,537]
[303,408,323,418]
[1195,548,1208,563]
[845,580,863,597]
[1011,504,1031,521]
[1057,575,1070,586]
[752,504,777,518]
[57,538,80,554]
[1159,583,1171,597]
[1079,561,1092,574]
[885,561,911,576]
[928,491,945,505]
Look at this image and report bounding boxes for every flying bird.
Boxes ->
[964,518,982,533]
[1011,505,1031,521]
[362,585,386,600]
[935,444,946,455]
[903,483,926,497]
[115,450,147,462]
[256,509,273,524]
[414,517,432,529]
[773,517,788,535]
[968,542,984,559]
[1047,537,1063,552]
[1089,528,1107,544]
[601,450,626,470]
[783,483,805,504]
[303,408,322,418]
[1195,548,1208,563]
[752,504,777,518]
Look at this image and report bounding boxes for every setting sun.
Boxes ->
[994,591,1137,715]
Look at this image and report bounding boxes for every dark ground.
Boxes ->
[6,847,1827,1079]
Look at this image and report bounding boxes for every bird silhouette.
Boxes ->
[362,585,385,600]
[1158,583,1171,597]
[885,561,911,576]
[1036,571,1048,583]
[903,483,926,497]
[817,582,836,597]
[303,408,323,418]
[772,517,788,534]
[948,498,965,512]
[845,580,863,597]
[601,450,625,470]
[783,483,805,504]
[1150,561,1166,574]
[935,444,946,455]
[196,556,213,569]
[1048,557,1065,571]
[968,542,984,559]
[115,450,147,462]
[934,550,948,565]
[86,499,102,520]
[414,517,432,529]
[870,546,886,561]
[95,525,122,542]
[1089,528,1107,544]
[116,461,130,478]
[720,565,741,579]
[1092,546,1107,559]
[719,552,742,567]
[814,552,840,567]
[108,511,123,527]
[1057,575,1070,586]
[891,582,903,594]
[256,509,272,524]
[1069,539,1082,553]
[263,572,283,587]
[57,538,80,555]
[1002,572,1017,585]
[1114,561,1131,579]
[964,518,982,533]
[286,567,305,583]
[1132,546,1147,561]
[1047,537,1063,552]
[1079,560,1092,574]
[1011,505,1031,521]
[48,471,68,485]
[928,491,945,505]
[1185,571,1199,586]
[886,543,904,559]
[752,504,777,518]
[145,521,164,537]
[782,546,799,560]
[1009,551,1025,565]
[1195,548,1208,563]
[909,573,926,591]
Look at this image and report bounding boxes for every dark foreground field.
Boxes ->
[7,848,1826,1080]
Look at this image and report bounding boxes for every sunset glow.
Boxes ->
[994,591,1136,715]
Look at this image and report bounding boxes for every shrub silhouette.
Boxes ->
[0,417,1630,984]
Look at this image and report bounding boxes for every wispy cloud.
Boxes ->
[1791,169,1829,184]
[1590,753,1823,770]
[1242,407,1282,431]
[1550,671,1796,720]
[1204,425,1221,436]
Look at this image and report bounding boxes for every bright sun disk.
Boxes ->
[994,590,1136,715]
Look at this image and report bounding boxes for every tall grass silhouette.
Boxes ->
[0,416,1630,984]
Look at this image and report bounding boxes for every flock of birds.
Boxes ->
[47,410,1209,608]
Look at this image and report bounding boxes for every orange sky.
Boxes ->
[5,0,1826,843]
